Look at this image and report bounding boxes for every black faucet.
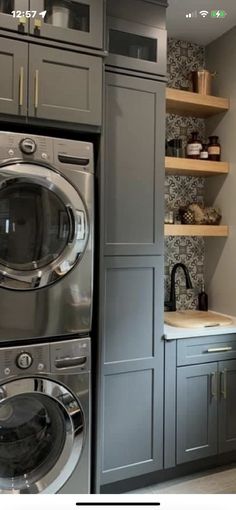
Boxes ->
[165,263,193,312]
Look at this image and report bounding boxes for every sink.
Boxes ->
[164,310,233,328]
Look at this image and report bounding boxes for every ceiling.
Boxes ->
[167,0,236,45]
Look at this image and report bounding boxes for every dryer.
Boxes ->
[0,132,94,342]
[0,337,90,494]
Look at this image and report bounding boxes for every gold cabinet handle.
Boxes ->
[19,66,24,107]
[211,372,217,399]
[221,369,227,399]
[34,69,39,109]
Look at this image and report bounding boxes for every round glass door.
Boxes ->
[0,162,89,290]
[0,379,85,493]
[0,182,71,271]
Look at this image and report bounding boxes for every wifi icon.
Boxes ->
[199,10,209,17]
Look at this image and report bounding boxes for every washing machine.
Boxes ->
[0,131,94,342]
[0,337,90,494]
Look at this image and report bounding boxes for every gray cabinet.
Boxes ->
[0,37,102,126]
[104,72,165,256]
[0,0,28,33]
[29,0,104,49]
[165,335,236,468]
[99,256,164,485]
[0,37,27,116]
[177,363,218,464]
[28,45,102,125]
[106,0,167,76]
[219,359,236,454]
[107,16,166,76]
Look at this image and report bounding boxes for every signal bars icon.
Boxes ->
[186,11,197,18]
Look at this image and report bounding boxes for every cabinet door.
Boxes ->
[28,45,102,126]
[0,0,29,33]
[104,72,165,256]
[0,37,27,116]
[29,0,104,49]
[219,359,236,453]
[177,363,218,464]
[107,16,166,77]
[100,256,164,485]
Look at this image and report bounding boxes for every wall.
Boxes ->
[165,38,206,309]
[205,27,236,315]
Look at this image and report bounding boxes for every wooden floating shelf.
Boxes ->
[165,224,229,237]
[165,157,229,177]
[166,88,229,118]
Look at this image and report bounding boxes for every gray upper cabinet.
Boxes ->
[0,37,27,116]
[104,72,165,256]
[219,359,236,454]
[0,0,29,34]
[107,16,166,76]
[177,363,218,464]
[28,45,102,125]
[29,0,104,50]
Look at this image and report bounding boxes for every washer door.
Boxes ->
[0,377,85,494]
[0,161,89,290]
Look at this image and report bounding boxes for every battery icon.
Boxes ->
[211,10,227,18]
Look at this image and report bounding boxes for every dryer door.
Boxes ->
[0,161,89,289]
[0,377,85,494]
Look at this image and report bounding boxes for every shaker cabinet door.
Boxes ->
[29,0,104,50]
[177,363,218,464]
[104,72,165,256]
[28,45,102,126]
[0,37,27,117]
[0,0,29,33]
[219,359,236,454]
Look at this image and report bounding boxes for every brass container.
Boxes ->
[191,69,216,95]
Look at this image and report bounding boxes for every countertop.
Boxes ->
[164,311,236,340]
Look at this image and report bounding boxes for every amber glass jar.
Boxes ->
[186,131,202,159]
[208,136,221,161]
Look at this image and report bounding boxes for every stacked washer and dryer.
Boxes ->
[0,132,94,494]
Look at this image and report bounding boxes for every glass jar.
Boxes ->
[208,136,221,161]
[186,131,202,159]
[200,144,209,160]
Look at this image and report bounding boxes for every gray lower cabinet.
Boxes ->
[0,37,27,116]
[165,336,236,468]
[219,359,236,454]
[99,256,164,485]
[176,363,218,464]
[28,45,102,125]
[104,72,165,256]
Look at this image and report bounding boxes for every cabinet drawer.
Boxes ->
[177,335,236,366]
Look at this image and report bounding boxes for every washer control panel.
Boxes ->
[0,338,90,380]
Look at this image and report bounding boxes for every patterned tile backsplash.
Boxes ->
[165,38,206,310]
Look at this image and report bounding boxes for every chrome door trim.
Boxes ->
[0,160,89,290]
[0,377,85,494]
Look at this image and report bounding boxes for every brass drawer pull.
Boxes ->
[34,69,39,109]
[211,372,217,399]
[221,369,227,399]
[207,347,232,353]
[19,66,24,107]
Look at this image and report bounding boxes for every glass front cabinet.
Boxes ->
[29,0,104,49]
[0,0,29,33]
[107,17,167,76]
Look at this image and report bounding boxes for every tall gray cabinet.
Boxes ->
[96,0,167,492]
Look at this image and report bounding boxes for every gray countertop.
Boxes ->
[164,311,236,340]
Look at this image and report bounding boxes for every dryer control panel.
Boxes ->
[0,338,90,380]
